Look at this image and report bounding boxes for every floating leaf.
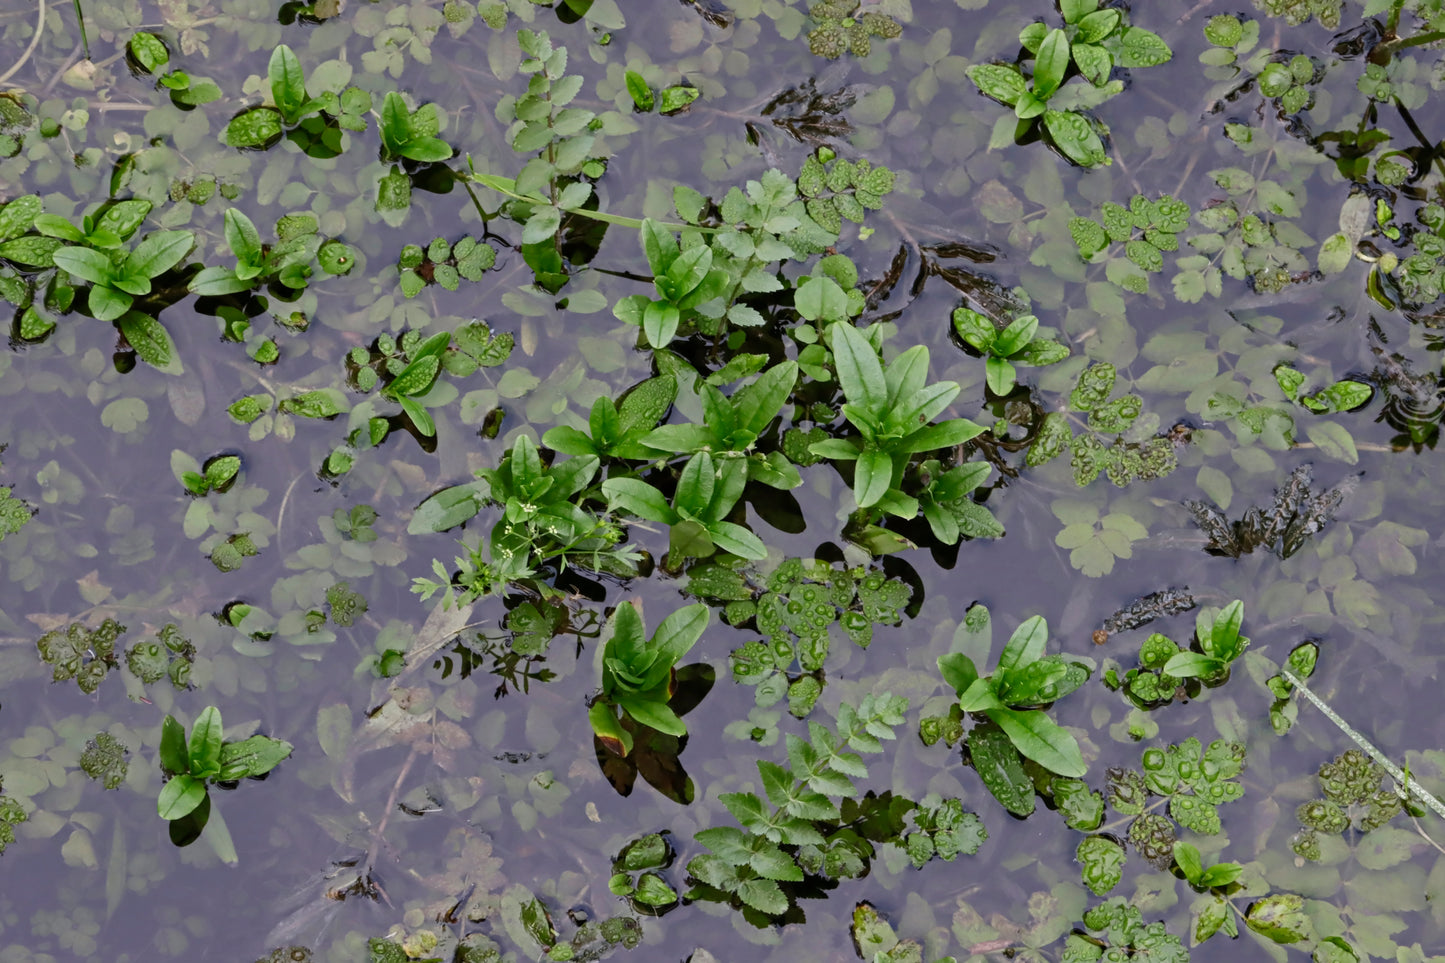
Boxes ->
[1078,835,1126,895]
[224,107,284,149]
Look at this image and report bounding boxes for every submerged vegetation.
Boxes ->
[0,0,1442,961]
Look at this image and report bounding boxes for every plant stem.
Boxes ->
[465,165,720,234]
[1381,29,1445,54]
[1281,667,1445,820]
[72,0,87,59]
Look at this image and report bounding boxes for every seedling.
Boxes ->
[589,601,709,756]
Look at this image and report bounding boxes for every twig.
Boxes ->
[0,0,46,86]
[1409,814,1445,857]
[1281,667,1445,820]
[365,745,419,869]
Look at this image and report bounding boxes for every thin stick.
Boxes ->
[1281,667,1445,820]
[0,0,46,85]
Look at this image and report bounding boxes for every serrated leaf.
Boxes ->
[1077,835,1125,895]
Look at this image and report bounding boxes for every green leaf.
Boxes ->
[1317,232,1353,274]
[223,209,262,266]
[279,389,347,418]
[602,478,676,524]
[1116,26,1173,68]
[159,715,189,774]
[969,64,1027,107]
[898,418,985,453]
[987,707,1086,777]
[624,70,654,111]
[1162,652,1224,678]
[634,873,677,906]
[188,266,253,296]
[734,361,797,436]
[1033,29,1070,101]
[216,734,292,780]
[997,616,1047,678]
[34,214,84,242]
[269,44,308,120]
[1173,840,1204,883]
[620,695,686,736]
[589,702,631,756]
[1060,0,1098,23]
[400,137,453,163]
[1075,9,1120,42]
[379,91,413,155]
[641,423,714,455]
[398,395,434,437]
[203,456,239,490]
[643,300,680,347]
[854,448,893,508]
[52,246,115,286]
[810,438,861,461]
[993,314,1038,357]
[1274,365,1305,401]
[1019,338,1070,366]
[968,719,1035,815]
[128,32,169,73]
[187,706,223,778]
[1303,380,1372,413]
[1314,938,1359,963]
[317,240,354,274]
[853,902,899,957]
[1207,599,1244,660]
[674,451,717,517]
[651,603,708,670]
[117,312,183,375]
[661,245,712,301]
[376,166,411,219]
[957,677,1003,712]
[997,658,1069,705]
[386,353,443,399]
[1245,894,1310,944]
[1304,421,1358,464]
[224,107,284,149]
[408,482,483,533]
[795,276,849,323]
[1077,835,1125,895]
[1014,89,1046,120]
[1197,861,1243,888]
[0,235,63,267]
[985,356,1016,395]
[157,775,207,820]
[1070,217,1108,258]
[125,230,193,279]
[659,84,701,114]
[0,194,41,242]
[640,219,678,276]
[938,653,979,697]
[952,307,995,352]
[1043,110,1108,168]
[1203,14,1244,46]
[737,878,788,916]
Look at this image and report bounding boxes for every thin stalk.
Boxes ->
[1281,667,1445,820]
[465,165,719,234]
[1390,99,1445,182]
[72,0,87,59]
[1380,29,1445,55]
